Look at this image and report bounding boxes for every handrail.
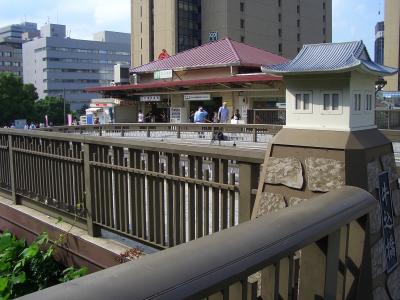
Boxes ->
[0,128,265,163]
[20,186,376,300]
[39,123,282,132]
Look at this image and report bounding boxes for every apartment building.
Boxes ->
[23,24,131,110]
[131,0,332,66]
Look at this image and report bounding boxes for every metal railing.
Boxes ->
[21,186,376,300]
[39,123,282,143]
[251,108,286,125]
[0,129,264,249]
[376,109,400,129]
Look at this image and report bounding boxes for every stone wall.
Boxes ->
[254,144,400,299]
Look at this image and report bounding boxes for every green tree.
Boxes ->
[0,73,38,126]
[34,96,71,126]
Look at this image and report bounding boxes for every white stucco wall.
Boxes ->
[285,72,376,131]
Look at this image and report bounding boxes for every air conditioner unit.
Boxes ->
[114,64,130,85]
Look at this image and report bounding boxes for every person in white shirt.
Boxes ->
[138,110,144,123]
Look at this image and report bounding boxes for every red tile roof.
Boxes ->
[130,38,288,73]
[86,74,281,93]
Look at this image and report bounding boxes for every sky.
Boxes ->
[0,0,385,57]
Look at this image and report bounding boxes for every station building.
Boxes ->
[86,38,287,123]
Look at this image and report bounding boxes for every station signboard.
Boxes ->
[140,95,161,102]
[154,70,173,80]
[183,94,211,101]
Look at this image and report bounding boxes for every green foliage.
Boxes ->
[34,96,71,126]
[0,231,87,299]
[0,73,38,126]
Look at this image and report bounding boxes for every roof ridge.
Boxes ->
[226,38,241,64]
[229,38,288,60]
[131,38,231,72]
[302,40,362,47]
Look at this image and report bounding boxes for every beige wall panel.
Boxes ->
[201,0,229,42]
[384,0,400,91]
[153,0,177,58]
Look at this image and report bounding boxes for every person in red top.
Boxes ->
[158,49,170,60]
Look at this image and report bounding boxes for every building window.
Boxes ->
[323,27,326,35]
[278,13,282,22]
[240,19,245,29]
[297,5,300,14]
[3,52,11,57]
[240,2,244,12]
[323,93,339,110]
[294,92,313,113]
[278,28,282,37]
[278,0,281,7]
[297,20,300,27]
[241,36,245,42]
[177,0,202,52]
[323,2,326,10]
[140,22,142,33]
[278,43,282,53]
[365,94,373,111]
[323,15,326,22]
[297,47,301,53]
[141,38,143,49]
[353,93,362,112]
[297,33,300,41]
[4,61,11,66]
[322,91,342,114]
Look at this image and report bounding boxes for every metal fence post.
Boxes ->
[146,126,151,138]
[238,162,259,223]
[324,230,340,300]
[252,128,257,143]
[8,135,17,204]
[177,125,181,139]
[83,143,101,237]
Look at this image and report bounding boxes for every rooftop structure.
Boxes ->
[0,22,39,45]
[130,38,287,73]
[0,22,39,77]
[375,21,384,65]
[263,41,397,131]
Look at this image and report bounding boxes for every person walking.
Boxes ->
[217,102,229,123]
[194,107,208,123]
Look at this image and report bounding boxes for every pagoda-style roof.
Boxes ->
[262,41,397,76]
[130,38,288,73]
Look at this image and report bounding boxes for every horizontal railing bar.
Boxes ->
[0,129,265,163]
[13,148,83,164]
[0,145,8,150]
[40,123,282,131]
[90,161,238,191]
[22,186,376,300]
[92,222,167,251]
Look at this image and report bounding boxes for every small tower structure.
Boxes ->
[253,41,399,299]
